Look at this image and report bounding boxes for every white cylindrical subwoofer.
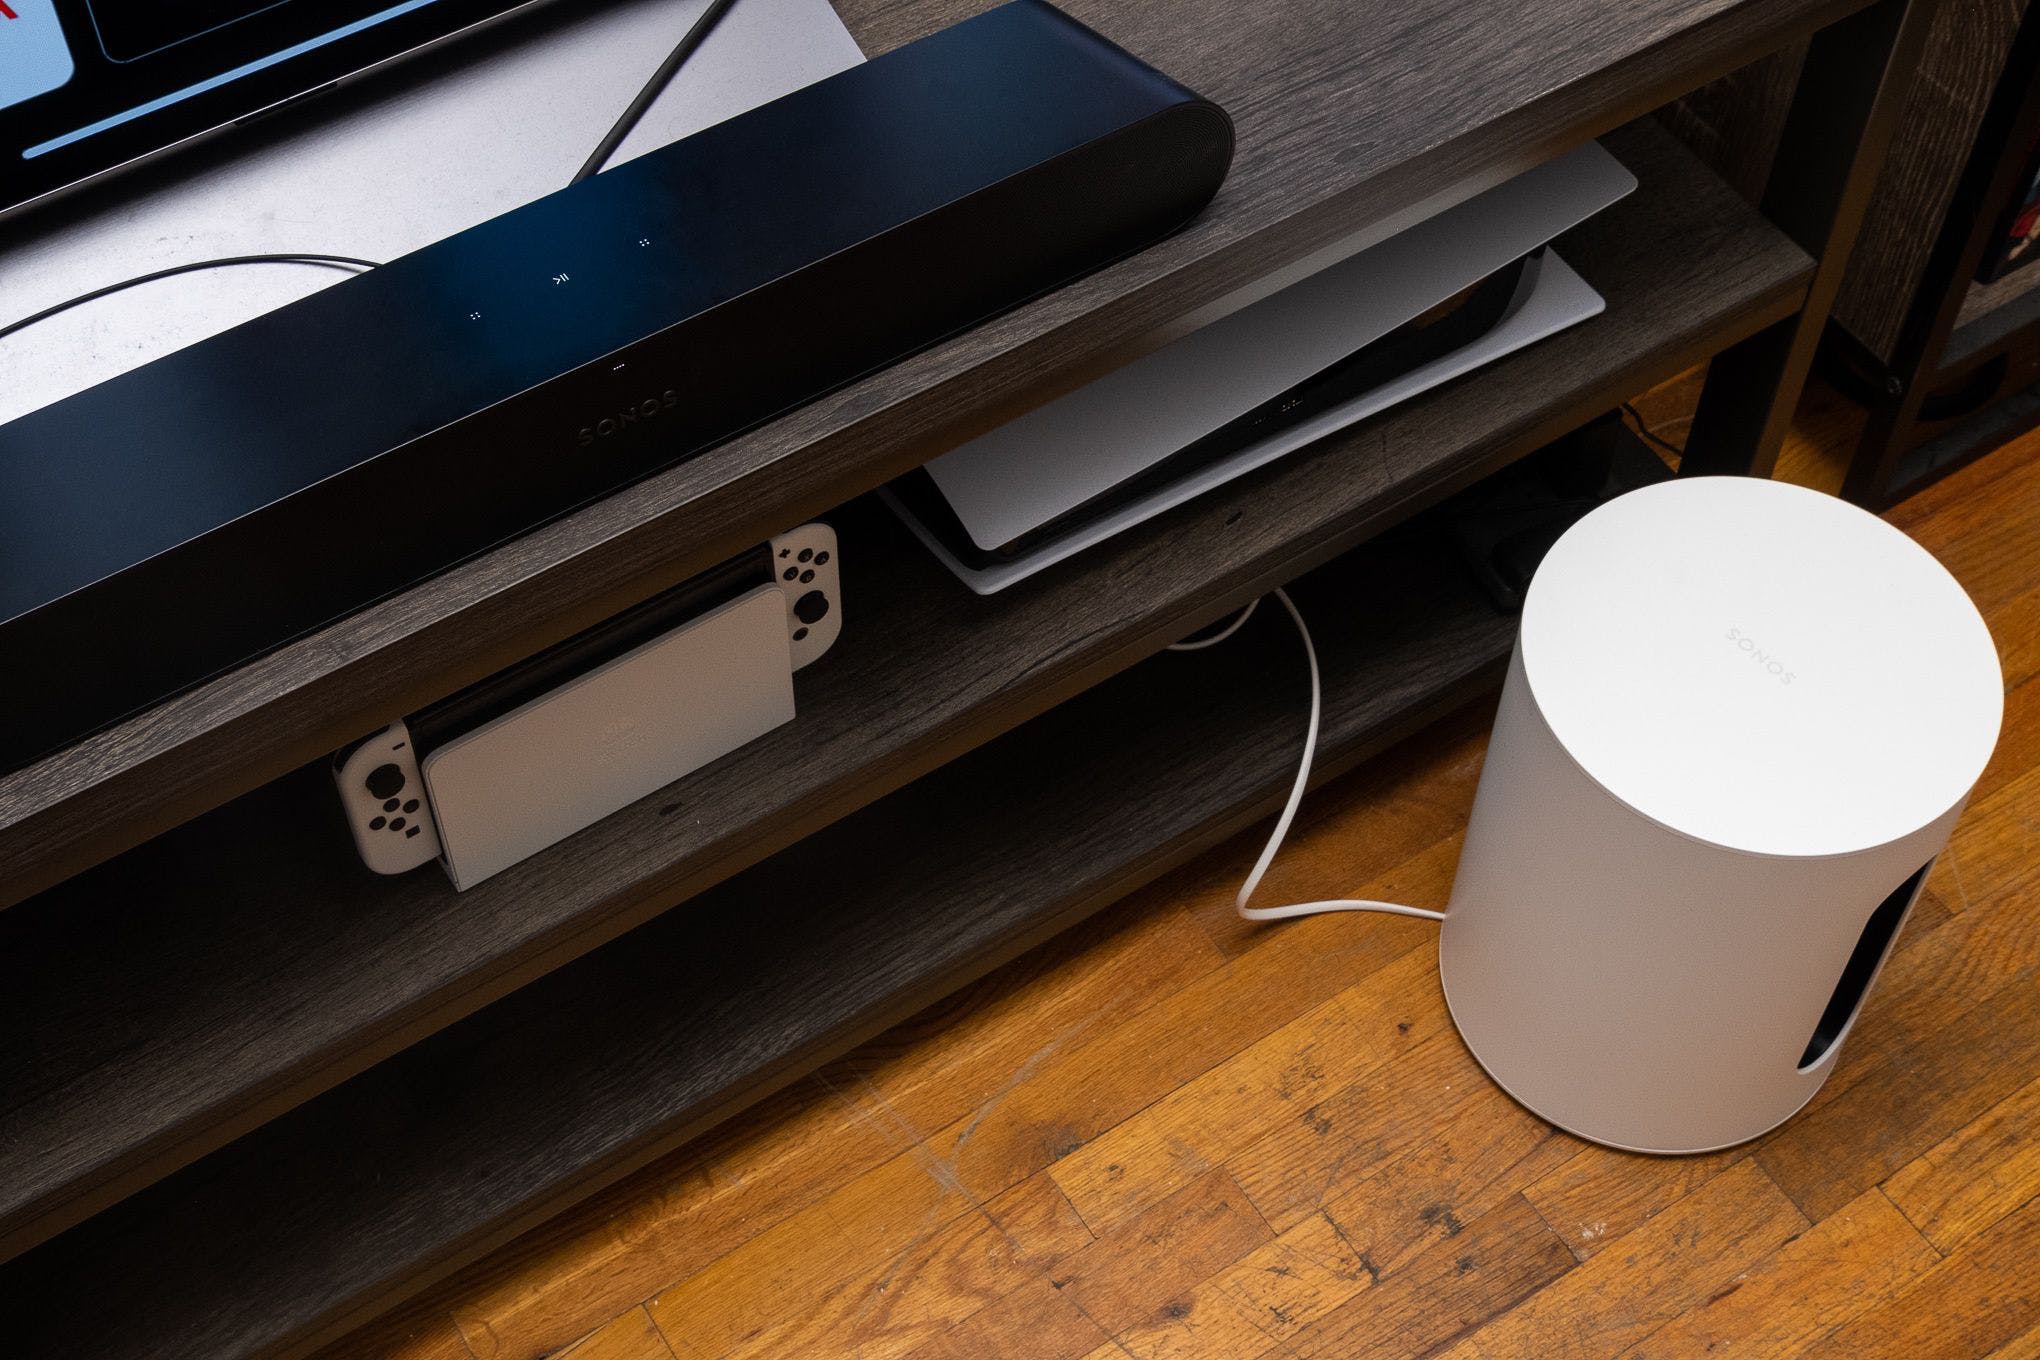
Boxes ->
[1439,476,2002,1154]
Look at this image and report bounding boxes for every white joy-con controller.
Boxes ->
[768,523,841,669]
[333,720,442,875]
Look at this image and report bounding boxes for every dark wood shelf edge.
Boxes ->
[1954,261,2040,332]
[0,120,1812,1266]
[0,522,1517,1360]
[1886,380,2040,502]
[0,0,1871,909]
[1876,259,2040,505]
[1943,269,2040,372]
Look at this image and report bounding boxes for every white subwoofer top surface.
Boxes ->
[1520,476,2002,859]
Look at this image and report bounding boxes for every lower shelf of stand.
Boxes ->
[0,121,1810,1269]
[1889,378,2040,495]
[1950,265,2040,370]
[0,521,1515,1360]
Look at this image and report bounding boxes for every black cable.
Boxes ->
[571,0,742,182]
[0,253,380,345]
[1620,400,1686,461]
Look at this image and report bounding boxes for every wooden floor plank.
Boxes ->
[878,885,1428,1213]
[895,1277,1107,1360]
[1522,1145,1742,1262]
[1987,1320,2040,1360]
[1746,856,2039,1166]
[1887,427,2040,617]
[662,1169,1092,1360]
[555,1310,675,1360]
[1066,1074,1567,1360]
[1883,1074,2040,1254]
[1948,765,2040,906]
[1224,1005,1498,1233]
[335,1307,475,1360]
[1035,1168,1275,1337]
[1756,962,2040,1222]
[632,1138,1014,1360]
[1428,1160,1809,1360]
[1270,1195,1576,1360]
[1613,1187,1938,1360]
[1996,591,2040,692]
[622,898,1420,1358]
[831,898,1228,1129]
[434,889,1220,1360]
[443,1077,884,1360]
[1790,1192,2040,1360]
[1976,674,2040,807]
[1857,880,2040,1049]
[1046,942,1442,1235]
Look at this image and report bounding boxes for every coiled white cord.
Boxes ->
[1171,587,1447,925]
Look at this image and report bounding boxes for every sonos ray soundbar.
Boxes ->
[0,0,1232,771]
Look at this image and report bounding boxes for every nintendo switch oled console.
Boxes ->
[335,524,838,889]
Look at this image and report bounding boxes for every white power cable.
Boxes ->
[1164,599,1259,652]
[1173,587,1447,926]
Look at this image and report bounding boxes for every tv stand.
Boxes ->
[0,0,1939,1353]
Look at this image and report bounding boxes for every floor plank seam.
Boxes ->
[1410,1198,1575,1360]
[1872,1182,1948,1261]
[1521,1189,1588,1268]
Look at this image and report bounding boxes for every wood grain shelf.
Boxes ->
[0,514,1518,1360]
[0,122,1810,1270]
[1946,264,2040,371]
[1954,260,2040,335]
[1809,0,2040,506]
[0,0,1863,910]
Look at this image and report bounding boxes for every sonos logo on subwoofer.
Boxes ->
[597,716,644,750]
[1725,627,1796,685]
[576,389,680,447]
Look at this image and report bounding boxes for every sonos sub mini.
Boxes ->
[0,0,1232,770]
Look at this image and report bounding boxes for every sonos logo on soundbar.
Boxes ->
[1725,627,1796,685]
[576,389,680,447]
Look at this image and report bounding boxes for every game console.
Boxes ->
[335,524,838,888]
[884,141,1634,592]
[0,0,1231,772]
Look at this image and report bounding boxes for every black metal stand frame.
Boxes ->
[1830,0,2040,507]
[1682,0,1945,481]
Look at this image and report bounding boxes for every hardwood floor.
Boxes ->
[324,382,2040,1360]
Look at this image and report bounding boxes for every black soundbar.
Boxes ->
[0,0,1232,770]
